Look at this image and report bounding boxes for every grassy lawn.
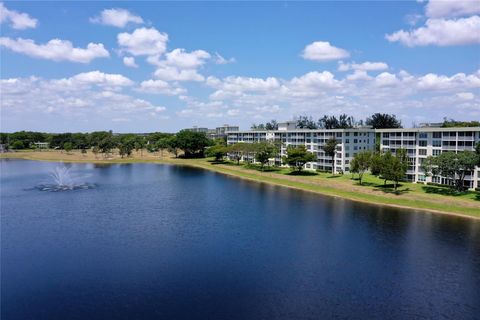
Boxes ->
[2,151,479,218]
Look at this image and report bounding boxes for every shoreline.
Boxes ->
[2,152,479,220]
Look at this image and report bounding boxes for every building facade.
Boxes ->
[378,127,480,189]
[227,126,376,174]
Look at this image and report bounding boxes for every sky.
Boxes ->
[1,1,479,133]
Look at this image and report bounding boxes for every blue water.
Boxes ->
[1,159,479,320]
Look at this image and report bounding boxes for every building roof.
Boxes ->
[375,127,480,132]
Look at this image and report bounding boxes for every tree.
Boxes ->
[350,151,372,185]
[475,142,480,166]
[92,146,100,159]
[11,140,24,150]
[206,144,228,161]
[134,136,146,157]
[380,149,408,190]
[366,113,402,129]
[175,130,211,158]
[254,142,278,170]
[442,118,480,128]
[295,115,318,129]
[155,138,171,157]
[265,120,278,131]
[282,145,316,172]
[322,138,338,174]
[422,151,478,191]
[251,123,266,130]
[166,136,180,158]
[318,114,355,129]
[98,131,115,158]
[118,136,135,158]
[227,143,248,165]
[370,152,383,176]
[63,142,73,153]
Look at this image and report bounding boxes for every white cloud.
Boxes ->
[0,2,37,29]
[1,75,167,130]
[214,52,236,64]
[456,92,475,100]
[90,8,143,28]
[346,70,372,81]
[162,48,211,69]
[123,56,138,68]
[375,72,398,87]
[338,61,389,72]
[386,16,480,46]
[185,68,480,125]
[154,66,205,82]
[301,41,350,61]
[208,76,281,98]
[426,0,480,18]
[118,27,168,56]
[136,79,186,95]
[289,71,340,89]
[0,37,109,63]
[147,48,211,82]
[68,71,133,87]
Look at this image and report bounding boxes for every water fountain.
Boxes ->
[35,166,95,192]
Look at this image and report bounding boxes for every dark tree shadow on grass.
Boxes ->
[286,171,318,176]
[373,185,411,195]
[422,185,479,201]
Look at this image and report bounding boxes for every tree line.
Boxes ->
[251,114,480,131]
[0,130,216,159]
[251,113,403,130]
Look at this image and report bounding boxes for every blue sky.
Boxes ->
[1,1,479,132]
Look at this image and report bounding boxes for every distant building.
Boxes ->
[33,142,49,150]
[186,124,239,139]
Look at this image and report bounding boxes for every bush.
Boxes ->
[11,141,25,149]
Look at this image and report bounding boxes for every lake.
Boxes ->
[1,159,479,320]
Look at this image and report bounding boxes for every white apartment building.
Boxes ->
[378,127,480,189]
[227,126,376,174]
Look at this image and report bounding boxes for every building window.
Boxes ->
[419,140,427,147]
[419,149,427,156]
[433,149,441,156]
[433,132,441,138]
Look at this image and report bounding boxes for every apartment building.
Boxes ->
[187,124,239,139]
[227,125,376,174]
[377,127,480,189]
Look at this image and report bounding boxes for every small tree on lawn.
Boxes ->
[206,144,228,162]
[63,142,73,153]
[370,152,383,176]
[282,145,316,172]
[422,151,477,191]
[380,149,408,190]
[350,151,372,185]
[323,138,338,174]
[227,143,247,165]
[254,142,278,170]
